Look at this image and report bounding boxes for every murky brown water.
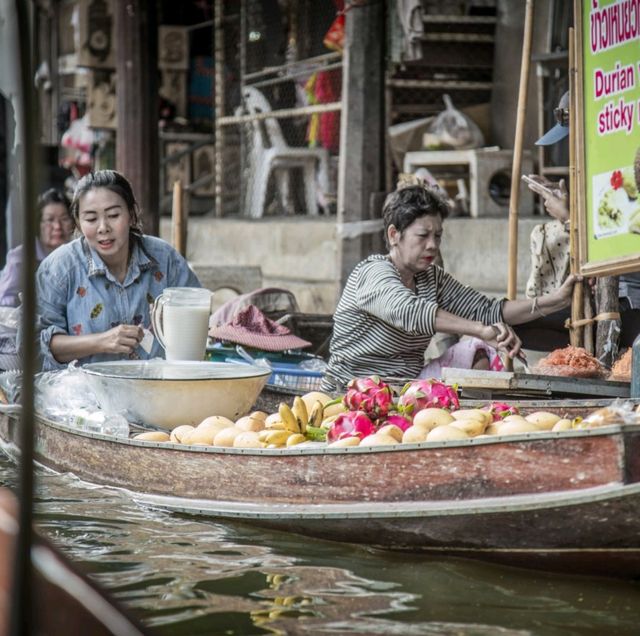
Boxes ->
[1,456,639,635]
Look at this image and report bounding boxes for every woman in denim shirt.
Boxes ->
[36,170,200,370]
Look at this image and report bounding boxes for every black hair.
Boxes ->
[70,170,143,236]
[37,188,70,222]
[382,184,450,249]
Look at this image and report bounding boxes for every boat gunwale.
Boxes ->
[31,413,638,456]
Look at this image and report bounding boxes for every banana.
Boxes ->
[308,400,324,428]
[264,430,291,446]
[292,396,308,433]
[286,433,306,447]
[278,402,300,433]
[265,420,286,430]
[258,429,272,442]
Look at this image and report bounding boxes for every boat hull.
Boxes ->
[1,412,640,576]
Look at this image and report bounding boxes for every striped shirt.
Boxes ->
[322,255,504,390]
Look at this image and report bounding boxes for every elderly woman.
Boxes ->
[0,189,74,307]
[36,170,200,370]
[322,184,577,391]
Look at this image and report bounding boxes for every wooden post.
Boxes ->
[568,27,584,347]
[115,0,159,236]
[337,0,385,291]
[505,0,534,370]
[595,276,621,368]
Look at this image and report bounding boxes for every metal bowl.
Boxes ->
[80,360,271,430]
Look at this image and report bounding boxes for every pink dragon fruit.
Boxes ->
[397,379,460,414]
[343,375,394,418]
[379,413,412,432]
[327,411,376,442]
[484,401,519,422]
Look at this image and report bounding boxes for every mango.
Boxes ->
[426,425,468,442]
[213,427,242,447]
[525,411,560,430]
[376,424,404,442]
[451,409,492,427]
[328,436,360,448]
[402,425,428,444]
[497,420,539,435]
[170,425,195,444]
[133,431,170,442]
[360,433,400,447]
[552,418,573,431]
[233,431,263,448]
[235,415,266,432]
[450,418,485,437]
[412,408,454,431]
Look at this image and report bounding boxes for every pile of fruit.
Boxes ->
[133,376,638,449]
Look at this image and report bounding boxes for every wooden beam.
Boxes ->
[115,1,159,236]
[337,1,385,291]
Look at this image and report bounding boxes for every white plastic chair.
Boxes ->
[241,86,330,218]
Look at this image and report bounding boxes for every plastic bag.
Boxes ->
[424,95,485,150]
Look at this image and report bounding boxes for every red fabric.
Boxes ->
[316,69,342,152]
[209,304,311,352]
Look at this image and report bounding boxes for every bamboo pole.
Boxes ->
[172,180,186,257]
[568,26,584,347]
[506,0,535,370]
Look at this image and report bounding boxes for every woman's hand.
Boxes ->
[554,274,582,308]
[525,176,569,223]
[100,324,144,355]
[480,322,522,359]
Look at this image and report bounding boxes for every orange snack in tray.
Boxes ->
[609,348,632,382]
[534,345,607,379]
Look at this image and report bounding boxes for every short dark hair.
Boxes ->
[382,184,449,248]
[70,170,143,236]
[37,188,70,222]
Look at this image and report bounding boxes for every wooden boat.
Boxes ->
[1,401,640,579]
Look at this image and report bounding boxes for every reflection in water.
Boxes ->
[1,457,640,635]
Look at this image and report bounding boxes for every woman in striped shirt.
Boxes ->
[323,184,577,391]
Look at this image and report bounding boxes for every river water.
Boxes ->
[1,455,639,636]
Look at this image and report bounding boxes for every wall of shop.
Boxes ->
[161,216,538,313]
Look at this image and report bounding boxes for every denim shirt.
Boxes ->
[36,234,201,370]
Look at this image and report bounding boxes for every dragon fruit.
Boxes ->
[343,376,394,418]
[484,401,519,422]
[397,379,460,414]
[327,410,376,442]
[379,413,412,432]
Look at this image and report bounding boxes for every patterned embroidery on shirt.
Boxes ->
[146,293,155,305]
[105,282,111,291]
[76,286,87,297]
[154,271,164,282]
[110,321,121,328]
[128,350,140,360]
[90,303,104,319]
[132,314,143,326]
[72,324,82,335]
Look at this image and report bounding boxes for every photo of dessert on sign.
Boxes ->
[593,164,639,238]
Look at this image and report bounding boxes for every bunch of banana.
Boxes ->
[258,428,306,448]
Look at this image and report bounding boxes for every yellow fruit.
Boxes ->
[450,418,485,437]
[308,401,324,427]
[182,427,217,445]
[451,409,492,427]
[485,422,501,435]
[321,414,341,428]
[552,418,573,431]
[233,431,263,448]
[264,430,290,446]
[300,391,333,413]
[376,424,404,442]
[402,425,429,443]
[170,425,195,444]
[426,425,469,442]
[360,433,400,447]
[525,411,561,430]
[249,410,268,422]
[328,436,360,447]
[497,420,540,435]
[286,433,306,447]
[292,396,309,432]
[196,417,235,438]
[502,415,529,425]
[213,427,242,447]
[235,415,265,432]
[278,403,301,433]
[412,408,454,431]
[133,431,170,442]
[323,400,347,418]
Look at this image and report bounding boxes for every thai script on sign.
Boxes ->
[590,0,640,54]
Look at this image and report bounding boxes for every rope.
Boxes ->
[564,312,620,329]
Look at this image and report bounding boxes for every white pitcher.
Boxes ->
[151,287,212,361]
